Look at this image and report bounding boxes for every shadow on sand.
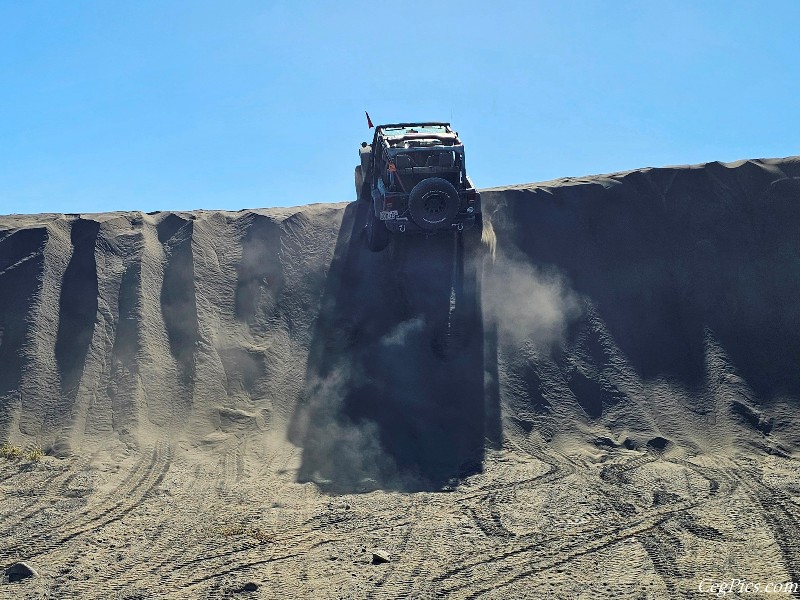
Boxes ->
[289,201,500,493]
[486,164,800,400]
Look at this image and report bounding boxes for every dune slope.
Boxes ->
[2,157,800,598]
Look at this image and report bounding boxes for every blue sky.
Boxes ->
[1,1,798,215]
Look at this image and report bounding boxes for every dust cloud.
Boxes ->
[484,252,581,351]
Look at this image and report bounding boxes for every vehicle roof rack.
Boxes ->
[377,122,451,130]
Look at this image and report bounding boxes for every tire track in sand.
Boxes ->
[729,463,800,589]
[0,457,90,540]
[1,441,171,563]
[435,454,721,597]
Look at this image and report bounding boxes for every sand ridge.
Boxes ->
[2,157,800,597]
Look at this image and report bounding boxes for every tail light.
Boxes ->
[464,189,478,203]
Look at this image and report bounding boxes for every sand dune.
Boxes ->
[2,157,800,598]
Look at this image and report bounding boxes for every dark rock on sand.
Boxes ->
[6,561,38,582]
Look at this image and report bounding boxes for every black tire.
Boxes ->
[365,204,390,252]
[355,165,365,201]
[408,177,460,230]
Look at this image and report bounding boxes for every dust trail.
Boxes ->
[295,366,407,492]
[294,206,491,492]
[484,250,581,351]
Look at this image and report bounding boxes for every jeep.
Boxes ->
[355,122,481,252]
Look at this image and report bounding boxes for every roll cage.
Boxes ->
[367,122,469,193]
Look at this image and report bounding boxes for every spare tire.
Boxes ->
[408,177,460,230]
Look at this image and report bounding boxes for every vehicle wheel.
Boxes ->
[355,166,365,201]
[408,177,460,230]
[365,205,390,252]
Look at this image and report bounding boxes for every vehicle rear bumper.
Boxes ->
[384,212,480,234]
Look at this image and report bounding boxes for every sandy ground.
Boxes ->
[2,156,800,598]
[3,440,800,598]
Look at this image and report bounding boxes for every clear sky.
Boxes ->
[1,1,798,215]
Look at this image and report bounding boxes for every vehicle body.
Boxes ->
[355,122,481,251]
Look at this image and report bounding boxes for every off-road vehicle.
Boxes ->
[355,122,481,251]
